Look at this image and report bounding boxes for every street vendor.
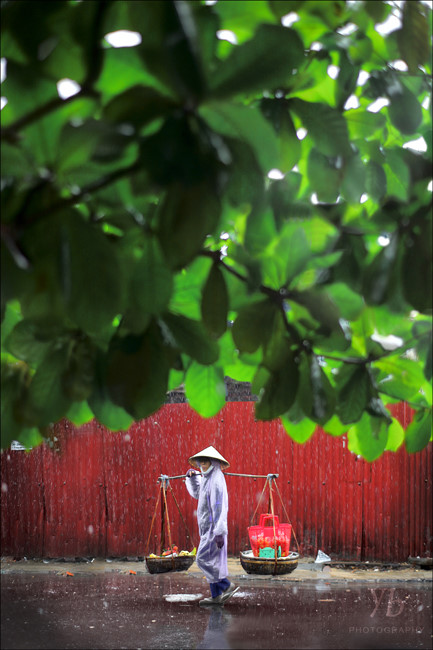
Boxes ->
[185,445,239,606]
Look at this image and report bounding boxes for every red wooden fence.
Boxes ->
[1,401,431,562]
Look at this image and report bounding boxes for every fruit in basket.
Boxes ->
[162,545,179,556]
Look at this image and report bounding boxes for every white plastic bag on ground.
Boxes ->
[315,550,331,563]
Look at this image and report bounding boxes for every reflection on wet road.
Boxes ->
[1,573,431,649]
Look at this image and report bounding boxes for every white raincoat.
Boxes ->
[186,460,228,583]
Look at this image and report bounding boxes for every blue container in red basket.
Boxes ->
[248,514,292,557]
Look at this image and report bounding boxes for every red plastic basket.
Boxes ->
[248,514,292,557]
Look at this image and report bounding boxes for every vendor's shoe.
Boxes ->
[199,595,223,606]
[220,582,240,604]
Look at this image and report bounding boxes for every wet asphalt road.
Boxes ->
[1,571,432,650]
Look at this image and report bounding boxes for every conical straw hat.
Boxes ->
[188,445,230,469]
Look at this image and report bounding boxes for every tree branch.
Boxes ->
[202,247,432,368]
[23,160,142,223]
[1,88,99,142]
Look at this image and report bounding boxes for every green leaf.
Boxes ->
[397,1,430,74]
[201,264,228,338]
[126,236,173,330]
[105,324,169,419]
[65,400,94,427]
[291,288,343,335]
[61,333,96,402]
[404,409,432,453]
[261,99,301,172]
[335,50,359,110]
[341,154,366,204]
[323,414,347,436]
[96,46,169,99]
[132,0,206,102]
[1,301,22,347]
[184,362,226,417]
[412,320,432,382]
[290,99,352,157]
[200,103,280,173]
[324,283,364,321]
[60,213,125,334]
[210,25,305,99]
[244,205,278,257]
[344,108,386,140]
[103,85,175,129]
[402,219,432,313]
[88,388,134,432]
[2,0,68,64]
[1,362,28,446]
[232,299,278,354]
[348,34,373,65]
[213,0,275,44]
[365,1,391,23]
[309,356,336,424]
[157,183,220,270]
[307,149,340,203]
[336,365,370,424]
[280,415,316,443]
[162,313,219,365]
[5,320,55,366]
[385,417,404,452]
[373,357,427,402]
[141,114,225,187]
[284,227,312,285]
[262,314,293,372]
[255,352,300,420]
[27,345,72,427]
[387,85,423,135]
[224,138,265,207]
[363,232,399,305]
[169,257,211,320]
[291,217,339,256]
[347,412,388,461]
[15,427,44,450]
[365,161,387,202]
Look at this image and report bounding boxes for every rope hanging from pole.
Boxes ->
[145,485,161,557]
[274,477,301,555]
[267,476,279,573]
[249,478,269,526]
[161,479,175,569]
[168,482,196,550]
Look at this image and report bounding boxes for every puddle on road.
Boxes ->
[1,573,431,649]
[163,594,203,603]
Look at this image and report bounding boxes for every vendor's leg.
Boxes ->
[210,578,230,598]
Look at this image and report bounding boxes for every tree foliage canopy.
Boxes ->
[1,0,432,460]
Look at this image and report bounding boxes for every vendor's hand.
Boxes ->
[186,469,197,478]
[215,535,224,549]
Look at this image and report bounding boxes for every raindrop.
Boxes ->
[87,525,94,535]
[1,482,8,493]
